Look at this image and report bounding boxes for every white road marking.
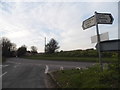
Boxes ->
[0,65,9,68]
[4,65,9,67]
[0,72,7,78]
[60,66,64,70]
[45,65,49,74]
[76,67,80,70]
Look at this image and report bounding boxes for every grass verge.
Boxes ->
[52,64,120,88]
[24,55,118,63]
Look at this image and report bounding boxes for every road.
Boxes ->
[1,58,96,88]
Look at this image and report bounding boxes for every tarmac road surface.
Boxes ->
[2,58,96,88]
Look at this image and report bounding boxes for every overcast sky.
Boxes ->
[0,0,119,52]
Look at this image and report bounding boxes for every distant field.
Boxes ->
[24,55,118,63]
[24,49,118,62]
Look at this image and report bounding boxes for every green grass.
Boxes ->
[24,55,118,63]
[52,64,120,88]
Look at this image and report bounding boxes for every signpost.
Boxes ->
[82,15,95,30]
[96,13,114,24]
[82,11,114,71]
[82,12,114,29]
[91,32,109,43]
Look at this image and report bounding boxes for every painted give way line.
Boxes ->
[45,65,49,74]
[0,72,7,78]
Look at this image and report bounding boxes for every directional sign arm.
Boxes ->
[96,13,114,24]
[82,12,114,30]
[82,15,95,30]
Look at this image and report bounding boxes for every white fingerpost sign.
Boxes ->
[97,13,114,24]
[82,15,95,30]
[91,32,109,43]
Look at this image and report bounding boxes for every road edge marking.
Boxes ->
[0,72,7,78]
[45,65,49,74]
[60,66,64,70]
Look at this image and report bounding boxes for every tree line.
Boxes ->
[1,37,118,58]
[1,37,60,58]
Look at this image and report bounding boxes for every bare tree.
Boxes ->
[45,38,60,54]
[31,46,37,54]
[1,37,16,57]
